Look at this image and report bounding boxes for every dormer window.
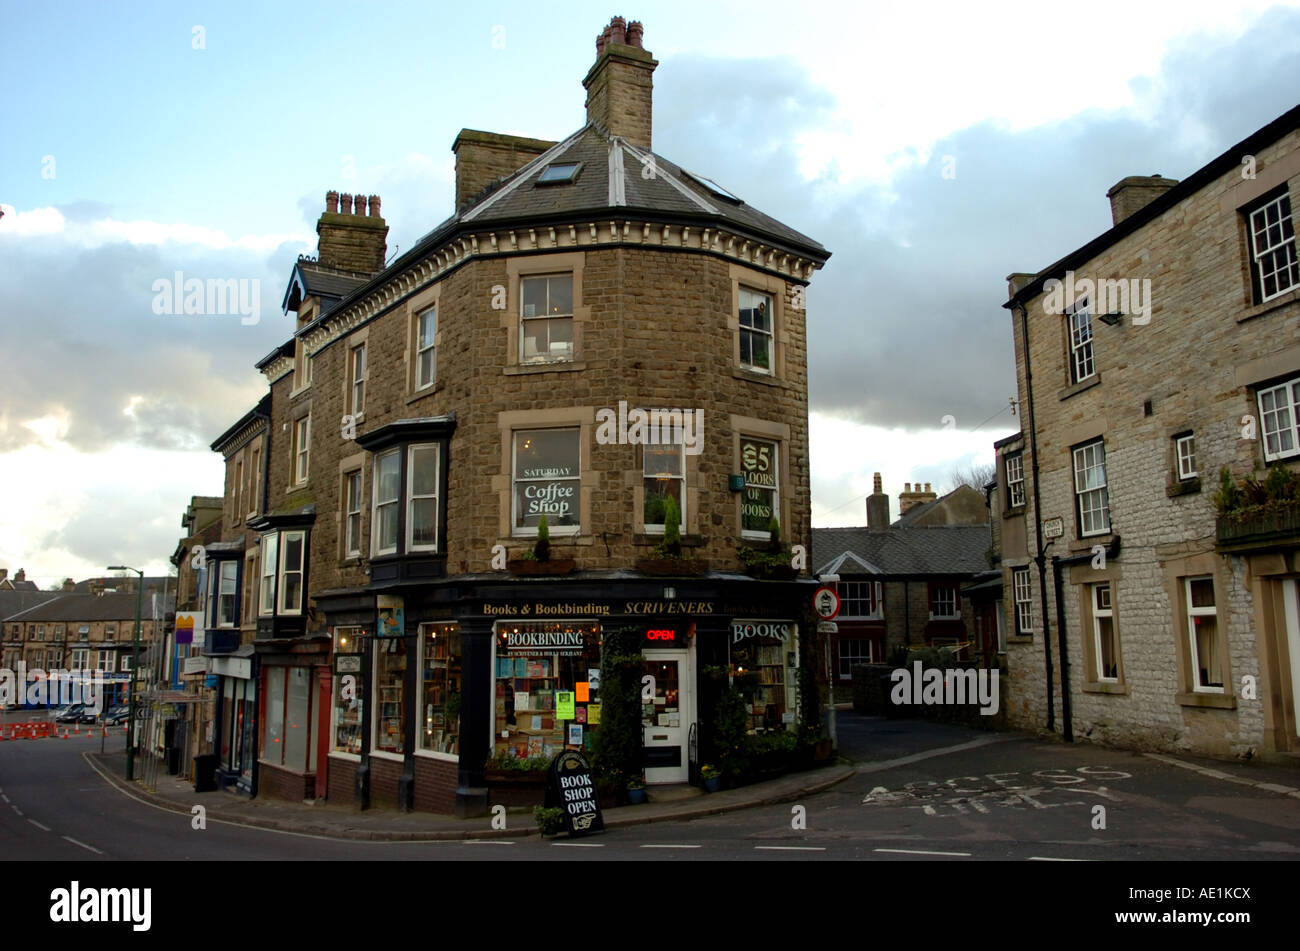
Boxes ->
[536,162,581,185]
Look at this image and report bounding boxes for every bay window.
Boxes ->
[278,531,305,615]
[407,445,439,551]
[259,534,278,615]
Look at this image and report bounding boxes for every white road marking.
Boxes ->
[856,735,1018,775]
[875,848,971,857]
[551,842,604,847]
[11,805,22,817]
[640,844,701,849]
[1144,753,1300,796]
[28,819,51,832]
[755,845,826,851]
[0,794,8,803]
[1028,856,1086,861]
[465,840,515,845]
[62,836,103,855]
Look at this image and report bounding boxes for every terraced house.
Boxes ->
[996,103,1300,759]
[203,17,829,813]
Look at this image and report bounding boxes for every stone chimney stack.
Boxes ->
[1107,174,1178,226]
[13,568,25,584]
[898,481,938,515]
[316,190,389,274]
[452,130,558,212]
[583,16,657,149]
[866,472,891,532]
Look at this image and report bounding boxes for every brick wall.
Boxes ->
[326,756,356,804]
[366,756,403,808]
[258,761,315,802]
[413,757,458,813]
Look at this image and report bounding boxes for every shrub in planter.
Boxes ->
[589,641,645,801]
[533,515,551,561]
[533,806,564,837]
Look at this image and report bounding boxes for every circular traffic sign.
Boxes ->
[813,586,840,620]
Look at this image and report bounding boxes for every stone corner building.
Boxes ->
[202,17,829,814]
[993,103,1300,759]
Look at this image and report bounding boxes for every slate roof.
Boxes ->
[296,122,829,343]
[0,590,62,622]
[282,259,371,315]
[812,524,991,578]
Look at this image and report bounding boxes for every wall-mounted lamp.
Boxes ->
[663,587,676,600]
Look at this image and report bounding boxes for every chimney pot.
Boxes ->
[626,20,644,47]
[340,193,353,215]
[596,31,606,55]
[609,15,627,44]
[368,195,381,217]
[924,482,931,493]
[326,190,339,214]
[904,483,911,493]
[872,472,882,494]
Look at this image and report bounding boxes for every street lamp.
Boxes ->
[108,565,144,781]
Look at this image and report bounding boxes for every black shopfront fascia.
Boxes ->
[356,415,456,586]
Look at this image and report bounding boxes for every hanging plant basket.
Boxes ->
[507,558,576,576]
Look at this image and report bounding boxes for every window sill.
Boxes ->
[1238,286,1299,324]
[1003,505,1027,520]
[1166,478,1201,498]
[1007,634,1033,644]
[1068,532,1115,554]
[289,384,312,399]
[634,533,703,548]
[1175,690,1235,709]
[339,554,364,568]
[328,751,361,762]
[406,381,445,404]
[1083,681,1129,695]
[370,750,405,762]
[732,367,784,387]
[505,361,587,376]
[1058,374,1101,401]
[413,749,458,764]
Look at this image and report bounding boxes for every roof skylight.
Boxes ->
[536,162,581,185]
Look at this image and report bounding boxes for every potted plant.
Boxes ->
[626,775,647,804]
[637,496,706,575]
[533,805,565,837]
[508,516,577,575]
[700,764,721,793]
[737,517,797,579]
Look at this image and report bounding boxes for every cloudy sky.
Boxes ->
[2,0,1298,586]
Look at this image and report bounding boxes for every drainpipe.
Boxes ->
[1050,535,1121,744]
[1017,301,1056,733]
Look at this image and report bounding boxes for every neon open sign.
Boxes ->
[646,629,676,641]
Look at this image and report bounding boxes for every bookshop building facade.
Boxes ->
[319,577,811,814]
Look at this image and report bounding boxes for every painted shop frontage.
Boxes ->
[316,576,815,816]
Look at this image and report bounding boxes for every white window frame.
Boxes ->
[1073,439,1111,537]
[1175,434,1197,480]
[738,286,774,374]
[1092,583,1118,683]
[294,416,311,484]
[372,449,401,555]
[1067,302,1095,384]
[511,428,581,537]
[929,584,958,620]
[104,623,116,641]
[259,534,278,616]
[345,470,363,557]
[350,343,366,416]
[416,307,436,390]
[740,436,780,540]
[837,638,874,679]
[1186,576,1223,694]
[278,530,306,616]
[72,648,89,669]
[519,274,574,365]
[217,560,237,629]
[1013,567,1033,635]
[406,444,440,553]
[1005,452,1025,508]
[642,439,686,533]
[1258,377,1300,462]
[1249,192,1298,303]
[839,581,882,619]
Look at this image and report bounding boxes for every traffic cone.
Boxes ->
[62,727,70,739]
[73,723,79,735]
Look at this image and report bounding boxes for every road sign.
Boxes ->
[813,586,840,620]
[817,621,838,634]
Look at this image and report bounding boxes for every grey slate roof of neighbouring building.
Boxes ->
[812,524,992,578]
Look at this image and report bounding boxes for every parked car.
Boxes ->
[53,703,87,723]
[103,705,129,725]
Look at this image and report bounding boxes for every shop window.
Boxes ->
[740,436,779,538]
[332,627,364,755]
[730,620,798,730]
[374,637,407,755]
[512,429,580,534]
[643,441,684,532]
[1185,576,1222,692]
[493,621,602,760]
[520,274,573,364]
[738,287,773,373]
[419,624,462,757]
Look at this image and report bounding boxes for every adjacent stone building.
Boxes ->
[995,104,1300,758]
[201,17,830,813]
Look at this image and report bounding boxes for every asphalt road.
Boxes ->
[2,715,1299,861]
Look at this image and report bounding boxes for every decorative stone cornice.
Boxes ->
[297,218,822,358]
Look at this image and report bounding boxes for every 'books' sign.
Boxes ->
[545,750,605,837]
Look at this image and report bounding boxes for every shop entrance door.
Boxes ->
[642,649,693,784]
